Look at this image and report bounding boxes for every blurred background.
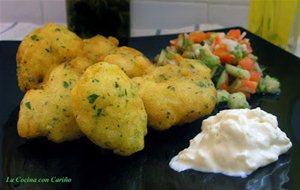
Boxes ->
[0,0,299,56]
[0,0,250,37]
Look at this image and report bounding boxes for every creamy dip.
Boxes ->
[169,108,292,177]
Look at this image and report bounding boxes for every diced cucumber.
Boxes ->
[199,46,221,69]
[259,75,280,94]
[248,54,258,61]
[217,70,228,88]
[225,64,250,79]
[228,92,250,109]
[231,44,243,61]
[156,49,166,65]
[253,62,263,74]
[230,79,242,92]
[165,50,174,59]
[217,90,230,103]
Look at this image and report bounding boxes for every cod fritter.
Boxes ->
[18,57,92,143]
[104,46,154,78]
[133,55,217,130]
[83,35,119,63]
[16,23,85,91]
[71,62,147,156]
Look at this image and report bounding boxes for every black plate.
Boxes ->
[1,27,300,190]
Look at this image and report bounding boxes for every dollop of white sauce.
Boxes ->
[169,108,292,178]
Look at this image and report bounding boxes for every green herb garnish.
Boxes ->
[25,102,31,110]
[92,79,99,83]
[30,34,39,41]
[63,81,69,88]
[115,82,119,88]
[167,86,176,91]
[87,94,99,104]
[96,108,103,117]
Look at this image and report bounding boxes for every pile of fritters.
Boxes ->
[16,23,217,156]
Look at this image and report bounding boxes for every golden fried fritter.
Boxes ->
[103,46,154,78]
[71,62,147,156]
[133,55,217,130]
[16,23,85,91]
[83,35,119,63]
[18,57,92,143]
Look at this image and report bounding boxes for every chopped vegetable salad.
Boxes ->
[155,29,280,109]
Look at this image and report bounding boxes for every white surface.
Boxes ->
[0,0,66,24]
[131,1,208,30]
[1,0,250,31]
[0,22,65,41]
[170,108,292,177]
[208,4,249,28]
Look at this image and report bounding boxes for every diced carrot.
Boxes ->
[238,80,258,94]
[189,31,209,43]
[238,57,255,71]
[249,70,262,82]
[214,48,235,64]
[227,29,241,40]
[170,34,183,47]
[219,82,230,92]
[213,35,221,48]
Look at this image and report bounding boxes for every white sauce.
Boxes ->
[169,108,292,178]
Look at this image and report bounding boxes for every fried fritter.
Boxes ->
[71,62,147,156]
[83,35,119,63]
[103,46,154,78]
[133,55,217,130]
[16,23,85,91]
[18,57,92,143]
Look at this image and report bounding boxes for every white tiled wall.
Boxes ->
[0,0,250,28]
[0,0,67,24]
[131,0,250,30]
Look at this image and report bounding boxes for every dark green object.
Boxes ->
[66,0,130,39]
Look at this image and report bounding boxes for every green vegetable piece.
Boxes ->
[225,64,250,79]
[217,70,229,88]
[228,92,250,109]
[25,101,31,110]
[199,47,221,69]
[165,49,173,59]
[231,44,244,61]
[217,90,230,103]
[260,75,280,94]
[155,49,170,66]
[248,54,258,61]
[87,94,99,104]
[209,33,218,42]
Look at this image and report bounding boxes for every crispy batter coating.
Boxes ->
[83,35,119,63]
[71,62,147,156]
[16,23,85,91]
[133,55,217,130]
[103,46,154,78]
[18,57,92,143]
